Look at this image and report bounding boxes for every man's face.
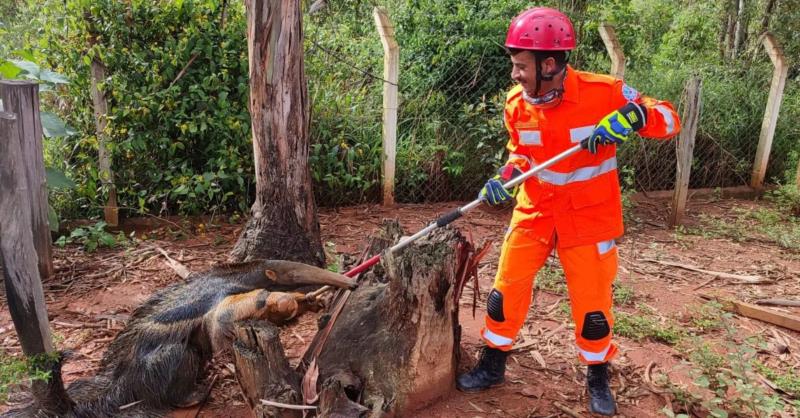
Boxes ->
[510,51,539,96]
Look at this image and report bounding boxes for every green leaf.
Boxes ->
[9,60,40,78]
[40,111,69,138]
[12,50,36,61]
[47,206,59,233]
[38,70,69,85]
[99,234,117,247]
[45,167,76,189]
[0,61,21,79]
[694,375,710,388]
[710,408,728,418]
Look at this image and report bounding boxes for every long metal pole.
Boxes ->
[344,140,588,277]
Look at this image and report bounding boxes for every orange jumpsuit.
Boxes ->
[482,66,680,364]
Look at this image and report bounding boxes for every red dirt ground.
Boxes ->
[2,195,799,417]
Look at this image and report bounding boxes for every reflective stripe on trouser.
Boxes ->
[482,228,619,364]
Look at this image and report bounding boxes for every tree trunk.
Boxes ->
[0,81,54,279]
[0,111,73,415]
[732,0,747,59]
[89,49,119,227]
[233,320,302,418]
[725,0,737,59]
[232,0,324,267]
[301,221,477,417]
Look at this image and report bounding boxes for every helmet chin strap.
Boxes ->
[529,52,569,106]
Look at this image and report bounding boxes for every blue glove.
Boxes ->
[480,165,523,206]
[586,102,646,154]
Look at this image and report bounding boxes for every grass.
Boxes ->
[685,204,800,251]
[613,305,684,345]
[535,262,566,295]
[687,301,726,333]
[0,350,54,403]
[755,362,800,400]
[613,282,636,305]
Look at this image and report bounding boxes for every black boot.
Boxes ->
[587,363,617,416]
[456,346,508,392]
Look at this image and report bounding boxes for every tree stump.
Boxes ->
[309,221,470,417]
[233,320,302,418]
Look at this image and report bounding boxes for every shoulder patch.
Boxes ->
[622,83,640,101]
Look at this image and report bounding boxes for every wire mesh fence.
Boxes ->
[304,7,784,208]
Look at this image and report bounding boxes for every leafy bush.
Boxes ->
[2,0,799,215]
[55,221,128,252]
[13,0,253,218]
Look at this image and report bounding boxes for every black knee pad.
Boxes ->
[487,289,505,322]
[581,311,610,340]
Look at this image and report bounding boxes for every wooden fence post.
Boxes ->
[751,33,787,190]
[669,76,702,227]
[599,23,625,79]
[0,80,54,279]
[89,39,119,226]
[0,111,71,413]
[373,7,398,206]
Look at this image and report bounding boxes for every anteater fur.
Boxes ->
[5,259,356,418]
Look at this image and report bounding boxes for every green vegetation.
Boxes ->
[535,263,566,295]
[1,0,799,219]
[663,331,790,417]
[755,362,800,401]
[614,307,684,345]
[55,221,129,252]
[612,282,636,306]
[688,300,726,333]
[689,205,800,251]
[0,351,55,403]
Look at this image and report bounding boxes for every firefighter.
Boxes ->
[456,7,681,416]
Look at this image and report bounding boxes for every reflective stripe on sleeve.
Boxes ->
[569,125,595,143]
[519,130,542,146]
[578,345,611,362]
[654,105,675,135]
[483,329,514,347]
[534,157,617,186]
[596,239,616,255]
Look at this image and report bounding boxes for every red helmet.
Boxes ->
[505,7,576,51]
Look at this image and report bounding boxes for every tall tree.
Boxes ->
[232,0,325,266]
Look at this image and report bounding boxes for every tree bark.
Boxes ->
[0,111,72,415]
[725,0,737,59]
[303,222,473,416]
[0,81,54,279]
[89,49,119,227]
[732,0,747,59]
[232,0,324,267]
[233,320,302,418]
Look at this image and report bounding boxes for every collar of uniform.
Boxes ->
[561,65,579,104]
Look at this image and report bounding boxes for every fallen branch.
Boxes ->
[692,275,719,291]
[259,399,316,411]
[755,298,800,307]
[553,401,583,418]
[156,247,192,279]
[701,294,800,332]
[642,259,767,283]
